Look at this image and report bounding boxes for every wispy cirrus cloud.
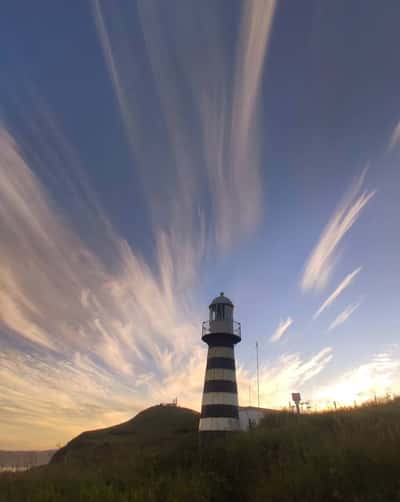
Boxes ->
[238,347,333,408]
[92,0,276,252]
[0,349,144,449]
[270,317,293,342]
[0,347,205,450]
[328,301,361,331]
[388,121,400,151]
[313,267,362,319]
[0,126,206,448]
[0,1,278,448]
[0,127,195,363]
[301,170,375,292]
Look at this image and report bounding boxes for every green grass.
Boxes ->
[2,400,400,501]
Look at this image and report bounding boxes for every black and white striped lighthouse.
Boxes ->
[199,293,241,438]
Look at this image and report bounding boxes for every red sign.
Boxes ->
[292,393,301,402]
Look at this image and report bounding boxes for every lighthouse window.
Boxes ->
[210,304,217,321]
[210,302,233,321]
[216,303,224,320]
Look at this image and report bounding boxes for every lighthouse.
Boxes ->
[199,292,241,438]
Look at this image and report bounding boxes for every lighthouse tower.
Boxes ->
[199,293,241,438]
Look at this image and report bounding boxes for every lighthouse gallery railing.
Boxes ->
[202,320,241,339]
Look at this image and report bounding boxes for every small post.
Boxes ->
[292,393,301,415]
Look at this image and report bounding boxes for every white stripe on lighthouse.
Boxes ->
[204,368,236,382]
[199,417,241,432]
[207,346,234,359]
[201,392,239,406]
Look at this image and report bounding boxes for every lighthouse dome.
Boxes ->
[209,292,233,307]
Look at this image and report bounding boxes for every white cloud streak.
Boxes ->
[0,347,205,450]
[0,127,193,364]
[238,347,333,408]
[0,126,206,448]
[92,0,276,252]
[388,121,400,151]
[270,317,293,342]
[301,169,375,292]
[313,267,362,319]
[328,301,361,331]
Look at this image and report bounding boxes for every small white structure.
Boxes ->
[239,406,278,431]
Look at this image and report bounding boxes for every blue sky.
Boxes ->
[1,1,400,449]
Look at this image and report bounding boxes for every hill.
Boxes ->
[51,404,199,465]
[2,399,400,501]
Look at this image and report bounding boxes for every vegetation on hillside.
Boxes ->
[2,399,400,501]
[51,404,199,466]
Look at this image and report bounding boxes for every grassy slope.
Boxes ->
[2,400,400,501]
[51,404,199,466]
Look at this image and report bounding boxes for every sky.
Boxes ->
[0,0,400,450]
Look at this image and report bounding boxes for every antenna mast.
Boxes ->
[256,341,260,407]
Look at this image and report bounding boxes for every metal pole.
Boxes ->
[256,341,260,408]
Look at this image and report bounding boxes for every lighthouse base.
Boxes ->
[198,415,241,448]
[198,429,241,450]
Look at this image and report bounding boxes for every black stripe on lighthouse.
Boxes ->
[206,357,236,370]
[203,380,237,393]
[201,404,239,418]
